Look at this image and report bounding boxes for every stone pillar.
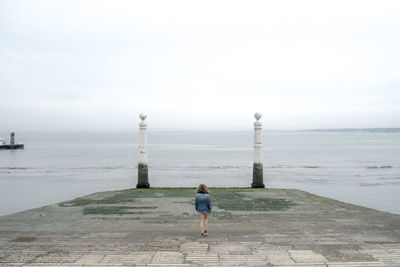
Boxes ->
[252,113,265,188]
[10,132,15,146]
[137,114,150,188]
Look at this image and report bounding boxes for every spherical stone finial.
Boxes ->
[139,113,147,122]
[254,112,262,121]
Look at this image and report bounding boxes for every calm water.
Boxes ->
[0,131,399,216]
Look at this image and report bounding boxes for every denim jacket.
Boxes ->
[195,193,212,213]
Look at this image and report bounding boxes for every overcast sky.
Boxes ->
[1,0,399,131]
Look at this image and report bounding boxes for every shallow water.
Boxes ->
[0,131,399,216]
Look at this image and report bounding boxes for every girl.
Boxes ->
[195,184,212,237]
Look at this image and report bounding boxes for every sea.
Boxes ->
[0,130,399,216]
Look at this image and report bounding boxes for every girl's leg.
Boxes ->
[199,213,204,233]
[204,213,208,231]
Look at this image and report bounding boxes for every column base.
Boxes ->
[137,163,150,188]
[252,163,265,188]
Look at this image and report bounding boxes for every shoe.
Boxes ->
[203,230,208,237]
[201,233,204,238]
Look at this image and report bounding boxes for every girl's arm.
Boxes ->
[195,196,198,210]
[208,196,212,212]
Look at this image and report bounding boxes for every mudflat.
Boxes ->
[0,188,399,266]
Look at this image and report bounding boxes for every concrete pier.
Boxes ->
[252,112,265,188]
[0,188,399,266]
[137,114,150,188]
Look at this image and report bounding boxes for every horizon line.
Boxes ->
[1,127,399,134]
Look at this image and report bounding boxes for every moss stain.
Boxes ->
[60,188,295,216]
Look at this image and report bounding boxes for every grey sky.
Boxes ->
[1,0,399,131]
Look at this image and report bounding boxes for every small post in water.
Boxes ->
[252,112,265,188]
[137,113,150,188]
[10,132,15,146]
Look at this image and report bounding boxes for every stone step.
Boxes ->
[180,242,209,252]
[326,262,387,267]
[152,251,184,264]
[185,253,219,264]
[288,249,328,263]
[272,265,326,267]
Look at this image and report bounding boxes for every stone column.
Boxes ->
[137,114,150,188]
[252,113,265,188]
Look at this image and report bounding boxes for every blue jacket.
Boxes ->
[195,193,212,213]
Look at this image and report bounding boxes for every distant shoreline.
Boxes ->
[302,128,400,133]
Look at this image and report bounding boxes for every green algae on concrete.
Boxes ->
[211,188,295,211]
[83,206,157,215]
[59,188,295,213]
[59,188,195,207]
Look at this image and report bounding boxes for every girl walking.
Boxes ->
[195,184,212,238]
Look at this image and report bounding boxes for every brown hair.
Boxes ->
[196,184,210,194]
